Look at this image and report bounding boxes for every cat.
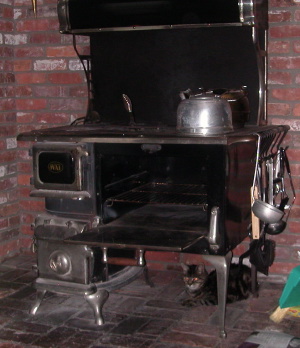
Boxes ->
[181,262,254,307]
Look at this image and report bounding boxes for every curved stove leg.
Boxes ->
[85,289,109,325]
[30,289,47,315]
[202,251,232,339]
[144,267,155,288]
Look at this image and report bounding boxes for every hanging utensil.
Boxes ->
[265,148,295,235]
[252,134,284,224]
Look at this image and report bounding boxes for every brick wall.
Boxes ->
[266,0,300,276]
[0,0,299,277]
[0,0,89,260]
[0,0,20,258]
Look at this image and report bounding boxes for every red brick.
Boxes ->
[290,205,300,219]
[19,237,33,249]
[0,20,14,32]
[15,98,47,110]
[20,224,34,236]
[0,98,15,111]
[21,213,37,225]
[0,240,20,259]
[0,202,19,216]
[270,25,300,38]
[267,103,291,116]
[46,46,77,57]
[33,59,67,71]
[69,86,88,97]
[0,87,13,99]
[269,262,299,275]
[293,41,300,53]
[268,40,290,54]
[275,246,294,260]
[18,187,32,199]
[0,218,8,230]
[0,87,15,98]
[0,125,16,136]
[14,86,32,97]
[4,33,28,45]
[293,104,300,116]
[13,60,31,72]
[145,251,180,263]
[15,72,46,84]
[17,174,31,186]
[285,147,300,161]
[0,152,16,165]
[48,72,84,84]
[9,215,20,227]
[16,19,51,31]
[268,71,292,85]
[232,242,249,256]
[30,32,61,44]
[15,47,44,58]
[48,98,87,111]
[13,7,27,20]
[36,113,71,124]
[2,7,13,19]
[269,56,300,69]
[0,112,16,123]
[35,5,57,18]
[271,88,300,101]
[161,331,216,347]
[0,73,15,83]
[268,10,292,23]
[19,199,44,212]
[0,47,13,58]
[32,86,68,97]
[147,262,167,271]
[180,254,206,266]
[289,221,300,233]
[16,112,35,123]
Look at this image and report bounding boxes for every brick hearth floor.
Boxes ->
[0,254,299,348]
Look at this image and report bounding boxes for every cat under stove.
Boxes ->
[181,263,255,307]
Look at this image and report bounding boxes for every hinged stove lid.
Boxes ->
[58,0,267,34]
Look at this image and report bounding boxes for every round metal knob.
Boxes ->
[49,250,71,275]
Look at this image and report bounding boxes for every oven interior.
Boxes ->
[97,143,224,222]
[63,142,229,254]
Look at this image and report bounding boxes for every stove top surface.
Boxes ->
[17,123,289,144]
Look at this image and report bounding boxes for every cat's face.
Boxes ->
[182,264,208,294]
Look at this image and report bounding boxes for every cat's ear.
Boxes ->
[196,263,206,274]
[181,263,189,274]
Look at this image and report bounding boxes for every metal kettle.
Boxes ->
[176,89,233,135]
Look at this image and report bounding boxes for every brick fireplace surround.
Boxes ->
[1,0,300,279]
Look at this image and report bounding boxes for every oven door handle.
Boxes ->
[102,247,145,267]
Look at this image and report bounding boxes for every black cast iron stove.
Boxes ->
[18,0,290,338]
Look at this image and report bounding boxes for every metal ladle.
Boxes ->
[266,148,295,235]
[251,135,284,224]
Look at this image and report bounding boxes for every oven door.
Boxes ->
[30,143,93,199]
[65,142,228,258]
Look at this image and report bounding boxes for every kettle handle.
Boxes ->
[179,88,192,100]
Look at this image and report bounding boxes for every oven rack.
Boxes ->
[105,182,208,207]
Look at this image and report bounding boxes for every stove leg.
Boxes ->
[144,267,154,288]
[202,251,232,339]
[85,289,109,325]
[30,289,47,315]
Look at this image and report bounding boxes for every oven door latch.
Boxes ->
[208,206,221,251]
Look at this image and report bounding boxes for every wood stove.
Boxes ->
[17,0,289,338]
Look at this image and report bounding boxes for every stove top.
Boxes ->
[17,124,289,145]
